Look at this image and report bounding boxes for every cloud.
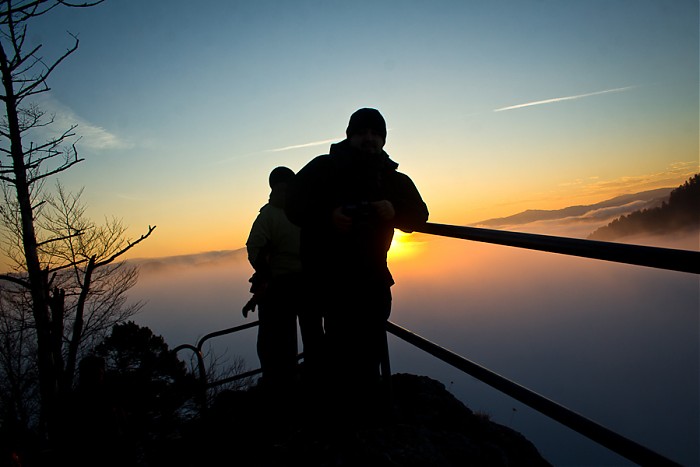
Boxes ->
[28,94,131,151]
[578,200,651,220]
[73,123,130,150]
[545,164,696,210]
[484,163,697,222]
[131,249,248,274]
[493,86,638,112]
[583,162,698,194]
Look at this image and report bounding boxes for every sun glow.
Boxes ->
[388,230,425,260]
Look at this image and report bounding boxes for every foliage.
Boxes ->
[588,174,699,241]
[94,322,197,438]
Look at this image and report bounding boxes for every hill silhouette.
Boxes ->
[475,187,672,228]
[588,174,699,241]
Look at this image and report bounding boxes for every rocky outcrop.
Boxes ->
[172,373,551,467]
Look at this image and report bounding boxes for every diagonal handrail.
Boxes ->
[386,321,681,466]
[415,223,699,274]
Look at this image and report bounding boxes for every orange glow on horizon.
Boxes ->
[388,230,426,261]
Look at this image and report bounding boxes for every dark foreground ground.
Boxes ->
[153,373,551,467]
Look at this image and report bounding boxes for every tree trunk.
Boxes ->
[0,42,60,442]
[64,256,95,390]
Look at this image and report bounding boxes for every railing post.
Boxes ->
[380,323,393,408]
[173,343,209,412]
[173,321,261,412]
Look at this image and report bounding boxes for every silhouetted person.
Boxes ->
[245,166,323,398]
[285,108,429,425]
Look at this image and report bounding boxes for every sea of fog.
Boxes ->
[127,226,699,466]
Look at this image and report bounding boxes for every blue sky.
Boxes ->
[19,0,699,259]
[12,3,698,463]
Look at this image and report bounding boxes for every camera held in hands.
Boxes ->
[342,201,373,223]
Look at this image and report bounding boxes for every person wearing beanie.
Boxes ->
[285,108,429,426]
[245,166,312,414]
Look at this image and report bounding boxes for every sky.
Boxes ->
[13,0,698,262]
[6,2,698,464]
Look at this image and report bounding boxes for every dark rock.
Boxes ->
[174,373,551,467]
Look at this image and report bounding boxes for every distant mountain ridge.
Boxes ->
[588,174,699,241]
[474,187,673,228]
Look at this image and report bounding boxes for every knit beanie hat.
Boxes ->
[268,166,295,188]
[346,108,387,138]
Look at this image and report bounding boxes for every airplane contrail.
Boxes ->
[212,136,340,165]
[268,127,394,153]
[267,137,340,153]
[493,86,638,112]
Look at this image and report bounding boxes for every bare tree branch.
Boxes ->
[0,1,102,25]
[96,225,157,267]
[35,229,83,247]
[0,273,30,288]
[27,156,83,184]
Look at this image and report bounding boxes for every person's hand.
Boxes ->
[371,200,395,221]
[332,206,353,232]
[242,297,257,318]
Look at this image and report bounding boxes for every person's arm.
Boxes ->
[243,209,272,317]
[390,173,429,232]
[246,208,271,269]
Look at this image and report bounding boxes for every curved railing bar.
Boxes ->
[172,343,207,382]
[415,223,699,274]
[386,321,680,466]
[196,321,260,352]
[174,321,261,407]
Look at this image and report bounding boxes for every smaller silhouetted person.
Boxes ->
[245,166,323,396]
[285,108,429,426]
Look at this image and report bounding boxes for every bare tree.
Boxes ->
[0,0,155,443]
[0,285,39,432]
[37,184,155,388]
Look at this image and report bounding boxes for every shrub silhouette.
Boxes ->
[93,322,197,462]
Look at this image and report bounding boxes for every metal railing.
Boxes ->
[385,321,679,466]
[174,321,260,390]
[415,223,699,274]
[174,222,697,465]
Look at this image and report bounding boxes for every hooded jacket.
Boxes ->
[285,140,428,287]
[246,185,302,279]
